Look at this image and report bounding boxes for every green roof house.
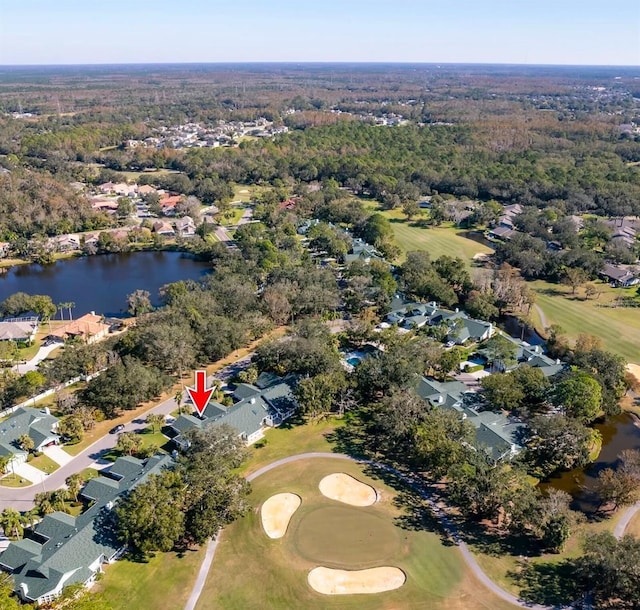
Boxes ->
[171,375,298,448]
[0,407,59,468]
[0,454,172,606]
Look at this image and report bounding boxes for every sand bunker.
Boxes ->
[627,363,640,383]
[308,566,405,595]
[319,473,377,507]
[261,493,301,539]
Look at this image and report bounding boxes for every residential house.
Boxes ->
[0,317,39,343]
[488,203,523,241]
[487,225,518,241]
[51,234,80,253]
[385,300,495,344]
[605,217,639,249]
[0,407,59,468]
[599,263,639,287]
[416,377,524,463]
[344,238,381,265]
[0,454,172,605]
[137,185,157,196]
[158,194,183,216]
[174,216,196,236]
[152,221,175,236]
[0,242,12,258]
[171,374,298,448]
[48,313,110,345]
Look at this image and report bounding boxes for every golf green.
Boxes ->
[289,504,402,569]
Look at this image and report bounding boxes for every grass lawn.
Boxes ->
[198,458,517,610]
[233,183,263,203]
[239,416,343,476]
[96,546,207,610]
[529,280,640,364]
[28,453,60,474]
[0,472,31,487]
[469,508,631,598]
[221,205,245,227]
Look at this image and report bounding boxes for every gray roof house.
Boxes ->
[171,374,298,448]
[476,335,565,377]
[599,263,639,288]
[416,377,523,463]
[0,454,172,606]
[0,407,59,467]
[385,300,494,344]
[344,238,382,265]
[0,317,39,343]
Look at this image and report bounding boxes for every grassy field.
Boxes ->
[96,546,207,610]
[0,472,31,487]
[28,453,60,474]
[469,507,633,598]
[197,458,518,610]
[529,280,640,364]
[366,202,493,264]
[233,183,263,203]
[220,205,245,227]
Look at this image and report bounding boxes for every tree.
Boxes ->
[34,491,54,515]
[575,533,640,608]
[116,196,134,219]
[116,431,143,456]
[554,371,602,422]
[561,267,588,295]
[481,373,524,411]
[413,408,475,477]
[402,200,420,220]
[524,415,594,478]
[594,467,640,512]
[482,334,517,372]
[17,434,34,453]
[65,473,83,503]
[127,289,153,317]
[0,572,21,610]
[0,508,24,540]
[115,470,186,556]
[295,371,348,420]
[177,424,251,545]
[146,413,165,434]
[58,415,84,443]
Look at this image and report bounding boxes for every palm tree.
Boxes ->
[174,389,184,414]
[17,434,34,453]
[0,508,24,540]
[146,413,165,434]
[0,454,12,476]
[51,489,68,512]
[65,473,83,503]
[67,302,75,321]
[23,508,39,530]
[57,303,66,321]
[34,492,54,516]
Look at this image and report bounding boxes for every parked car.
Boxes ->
[109,424,125,434]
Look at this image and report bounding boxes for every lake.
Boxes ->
[0,251,212,317]
[541,412,640,513]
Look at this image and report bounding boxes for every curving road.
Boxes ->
[184,452,550,610]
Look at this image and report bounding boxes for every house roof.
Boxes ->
[49,314,110,341]
[80,476,120,501]
[0,319,38,341]
[3,454,173,602]
[0,407,59,453]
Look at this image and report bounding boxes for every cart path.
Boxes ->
[185,452,549,610]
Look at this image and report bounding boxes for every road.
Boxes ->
[0,360,252,511]
[534,304,548,332]
[184,452,549,610]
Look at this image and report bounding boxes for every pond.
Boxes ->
[0,251,212,317]
[541,412,640,514]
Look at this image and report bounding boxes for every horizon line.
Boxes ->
[0,60,639,69]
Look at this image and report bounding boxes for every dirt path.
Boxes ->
[533,304,548,332]
[185,452,548,610]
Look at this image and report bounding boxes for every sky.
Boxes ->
[1,0,639,66]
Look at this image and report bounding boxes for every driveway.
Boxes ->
[12,462,47,486]
[12,343,61,374]
[43,445,74,467]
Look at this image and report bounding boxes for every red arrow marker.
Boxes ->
[185,370,214,418]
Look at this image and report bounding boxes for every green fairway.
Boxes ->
[197,458,517,610]
[96,546,206,610]
[530,280,640,364]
